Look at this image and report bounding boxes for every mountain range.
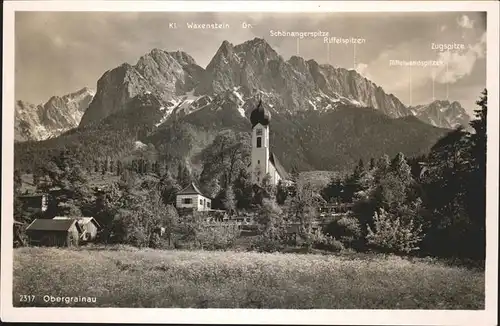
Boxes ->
[14,38,472,174]
[409,100,471,129]
[15,87,95,142]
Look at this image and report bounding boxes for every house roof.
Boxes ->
[26,219,77,232]
[18,193,46,198]
[245,152,289,181]
[270,152,288,180]
[53,216,100,228]
[177,182,209,198]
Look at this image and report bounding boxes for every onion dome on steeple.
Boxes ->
[250,99,271,128]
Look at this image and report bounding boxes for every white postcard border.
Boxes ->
[2,1,499,325]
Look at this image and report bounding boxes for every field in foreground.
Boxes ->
[13,246,484,309]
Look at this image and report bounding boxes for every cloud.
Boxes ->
[457,15,474,29]
[435,32,486,84]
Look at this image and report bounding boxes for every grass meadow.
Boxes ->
[13,246,484,309]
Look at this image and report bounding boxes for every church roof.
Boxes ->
[177,182,209,198]
[245,152,289,180]
[250,100,271,128]
[270,152,288,180]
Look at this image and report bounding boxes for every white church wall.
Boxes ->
[251,123,270,184]
[268,162,282,185]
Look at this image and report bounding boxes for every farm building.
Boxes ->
[176,182,212,212]
[26,219,81,247]
[53,216,100,241]
[18,193,48,213]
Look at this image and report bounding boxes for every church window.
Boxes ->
[256,128,263,136]
[258,160,260,164]
[257,137,262,148]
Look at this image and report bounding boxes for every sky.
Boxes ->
[15,11,487,115]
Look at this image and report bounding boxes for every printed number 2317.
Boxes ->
[19,295,35,303]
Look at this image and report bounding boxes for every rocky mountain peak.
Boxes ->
[409,99,470,129]
[79,48,205,127]
[15,87,95,142]
[168,50,198,66]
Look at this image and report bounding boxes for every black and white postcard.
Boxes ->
[2,1,499,325]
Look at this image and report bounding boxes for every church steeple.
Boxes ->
[250,98,271,128]
[248,98,287,186]
[249,99,270,184]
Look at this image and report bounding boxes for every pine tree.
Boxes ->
[116,160,123,176]
[369,158,376,170]
[159,170,181,205]
[177,163,191,188]
[390,152,412,186]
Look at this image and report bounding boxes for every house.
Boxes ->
[53,216,100,241]
[26,218,81,247]
[248,100,288,186]
[18,193,48,213]
[176,182,212,212]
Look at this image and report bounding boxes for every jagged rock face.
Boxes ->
[410,100,471,129]
[77,37,465,130]
[15,87,95,142]
[79,49,205,127]
[195,38,410,118]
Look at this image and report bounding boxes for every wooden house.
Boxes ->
[176,182,212,212]
[53,216,100,242]
[18,193,48,213]
[26,218,81,247]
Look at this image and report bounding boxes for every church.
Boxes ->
[248,100,288,186]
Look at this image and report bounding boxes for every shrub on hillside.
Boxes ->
[366,208,424,254]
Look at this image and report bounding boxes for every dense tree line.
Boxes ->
[319,90,488,260]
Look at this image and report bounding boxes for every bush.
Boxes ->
[251,234,284,253]
[252,199,288,253]
[366,208,424,254]
[196,223,241,250]
[175,214,241,250]
[149,233,162,249]
[310,229,345,252]
[324,215,362,248]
